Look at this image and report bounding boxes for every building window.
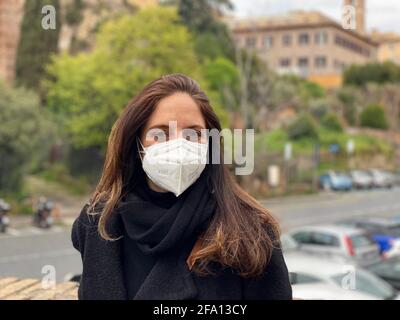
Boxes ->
[263,35,274,48]
[282,34,292,46]
[298,33,309,45]
[245,36,257,48]
[298,57,309,67]
[315,56,327,68]
[315,31,328,45]
[280,58,291,67]
[334,34,370,57]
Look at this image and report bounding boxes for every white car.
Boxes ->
[287,224,381,267]
[367,169,395,188]
[349,170,373,189]
[384,238,400,259]
[285,251,399,300]
[292,282,377,300]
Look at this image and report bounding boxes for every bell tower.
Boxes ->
[343,0,366,34]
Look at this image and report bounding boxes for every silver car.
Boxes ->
[367,169,395,188]
[349,170,373,189]
[285,251,398,300]
[287,224,381,266]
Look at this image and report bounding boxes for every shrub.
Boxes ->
[360,104,389,129]
[287,113,319,140]
[321,113,343,132]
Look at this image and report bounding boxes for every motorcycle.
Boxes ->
[33,197,54,229]
[0,198,11,233]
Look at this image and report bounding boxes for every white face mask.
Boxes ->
[138,138,208,197]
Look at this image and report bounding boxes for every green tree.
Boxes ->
[174,0,235,62]
[0,82,54,192]
[203,57,239,110]
[46,7,227,149]
[288,113,319,141]
[321,113,343,132]
[337,87,360,126]
[344,62,400,87]
[360,104,389,129]
[16,0,61,92]
[177,0,233,32]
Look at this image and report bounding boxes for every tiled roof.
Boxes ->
[370,31,400,43]
[228,10,377,46]
[230,10,335,30]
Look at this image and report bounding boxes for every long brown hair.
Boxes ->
[89,73,280,277]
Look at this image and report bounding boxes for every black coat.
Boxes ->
[71,204,293,300]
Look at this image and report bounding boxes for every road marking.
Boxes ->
[0,248,77,264]
[0,226,68,240]
[6,228,21,236]
[25,227,43,235]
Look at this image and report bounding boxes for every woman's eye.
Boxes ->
[153,131,168,142]
[184,130,201,141]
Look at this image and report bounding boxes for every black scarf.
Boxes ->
[118,168,216,256]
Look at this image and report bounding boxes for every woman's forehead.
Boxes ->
[145,93,206,129]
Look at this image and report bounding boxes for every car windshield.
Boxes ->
[367,258,400,281]
[331,269,395,299]
[350,234,374,248]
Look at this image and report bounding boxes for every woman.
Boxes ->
[71,73,292,300]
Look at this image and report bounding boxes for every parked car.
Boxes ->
[394,170,400,186]
[337,217,400,257]
[367,169,395,189]
[319,171,352,191]
[349,170,374,189]
[285,251,399,300]
[287,224,381,266]
[292,282,376,300]
[366,256,400,291]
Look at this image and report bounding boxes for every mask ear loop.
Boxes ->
[136,138,146,162]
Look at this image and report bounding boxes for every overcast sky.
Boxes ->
[230,0,400,34]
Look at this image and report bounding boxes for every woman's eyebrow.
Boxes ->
[147,124,170,131]
[147,124,206,130]
[185,125,206,130]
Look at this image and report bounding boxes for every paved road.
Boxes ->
[0,225,81,283]
[1,187,400,281]
[262,187,400,231]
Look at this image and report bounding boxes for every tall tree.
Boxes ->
[177,0,232,32]
[16,0,61,93]
[174,0,235,62]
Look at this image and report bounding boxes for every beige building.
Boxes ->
[0,0,24,85]
[370,31,400,65]
[229,9,378,88]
